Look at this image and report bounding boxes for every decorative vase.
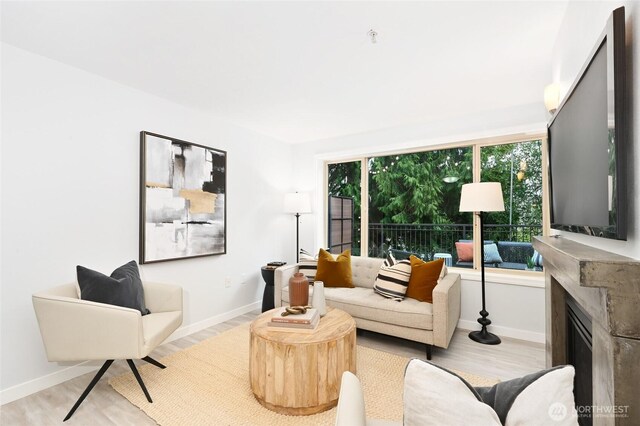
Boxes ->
[289,272,309,306]
[312,281,327,317]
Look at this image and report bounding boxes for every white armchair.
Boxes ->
[32,281,183,421]
[335,371,401,426]
[336,362,579,426]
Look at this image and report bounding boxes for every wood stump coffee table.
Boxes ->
[249,307,356,415]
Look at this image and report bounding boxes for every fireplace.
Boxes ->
[567,296,593,426]
[533,236,640,425]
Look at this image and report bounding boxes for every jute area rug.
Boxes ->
[110,323,497,425]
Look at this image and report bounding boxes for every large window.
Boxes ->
[367,147,473,265]
[326,136,547,274]
[481,140,544,271]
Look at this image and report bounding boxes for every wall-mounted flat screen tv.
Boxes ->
[548,6,627,240]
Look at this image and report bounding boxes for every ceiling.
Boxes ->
[1,1,568,143]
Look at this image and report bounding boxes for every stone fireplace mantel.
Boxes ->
[533,236,640,425]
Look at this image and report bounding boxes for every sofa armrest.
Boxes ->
[432,273,461,349]
[32,294,143,362]
[142,282,183,313]
[274,264,298,307]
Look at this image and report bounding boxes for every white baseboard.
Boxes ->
[457,319,545,344]
[0,301,261,405]
[165,301,261,342]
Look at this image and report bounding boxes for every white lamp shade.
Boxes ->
[544,83,560,113]
[459,182,505,212]
[284,192,311,214]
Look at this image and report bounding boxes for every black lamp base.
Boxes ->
[469,328,501,345]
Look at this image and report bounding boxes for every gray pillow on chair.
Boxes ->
[77,260,150,315]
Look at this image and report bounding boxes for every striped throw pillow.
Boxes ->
[373,260,412,301]
[532,250,543,267]
[383,252,397,267]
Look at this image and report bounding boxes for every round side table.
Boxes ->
[249,308,356,415]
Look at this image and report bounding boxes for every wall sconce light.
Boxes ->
[544,83,560,113]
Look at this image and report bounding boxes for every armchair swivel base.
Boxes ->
[64,357,165,421]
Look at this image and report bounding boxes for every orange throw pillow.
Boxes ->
[405,256,444,303]
[455,242,473,262]
[315,249,354,288]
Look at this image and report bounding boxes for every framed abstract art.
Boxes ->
[140,131,226,263]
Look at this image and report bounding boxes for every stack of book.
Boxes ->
[268,307,319,332]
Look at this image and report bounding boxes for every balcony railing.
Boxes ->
[367,222,543,263]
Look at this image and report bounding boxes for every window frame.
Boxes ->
[324,133,549,276]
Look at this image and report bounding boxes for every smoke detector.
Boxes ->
[367,29,378,44]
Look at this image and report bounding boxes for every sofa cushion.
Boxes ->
[351,256,386,289]
[455,242,473,262]
[282,286,434,330]
[496,241,534,265]
[406,257,444,303]
[373,260,412,301]
[142,311,183,354]
[484,243,503,264]
[316,249,354,288]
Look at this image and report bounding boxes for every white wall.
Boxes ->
[551,1,640,258]
[290,102,549,343]
[0,44,295,402]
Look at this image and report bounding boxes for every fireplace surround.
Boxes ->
[533,236,640,425]
[567,295,593,426]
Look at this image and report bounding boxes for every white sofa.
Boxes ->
[274,256,461,359]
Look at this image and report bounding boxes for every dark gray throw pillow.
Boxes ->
[77,260,150,315]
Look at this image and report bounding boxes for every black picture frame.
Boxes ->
[140,131,227,264]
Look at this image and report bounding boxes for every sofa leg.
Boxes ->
[426,344,432,360]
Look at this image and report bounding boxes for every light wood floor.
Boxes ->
[0,310,544,425]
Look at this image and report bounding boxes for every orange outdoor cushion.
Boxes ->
[405,256,444,303]
[315,249,354,288]
[455,242,473,262]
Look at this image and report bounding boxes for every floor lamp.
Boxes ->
[284,192,311,263]
[459,182,505,345]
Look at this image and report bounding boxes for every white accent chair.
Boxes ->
[32,281,183,421]
[335,371,400,426]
